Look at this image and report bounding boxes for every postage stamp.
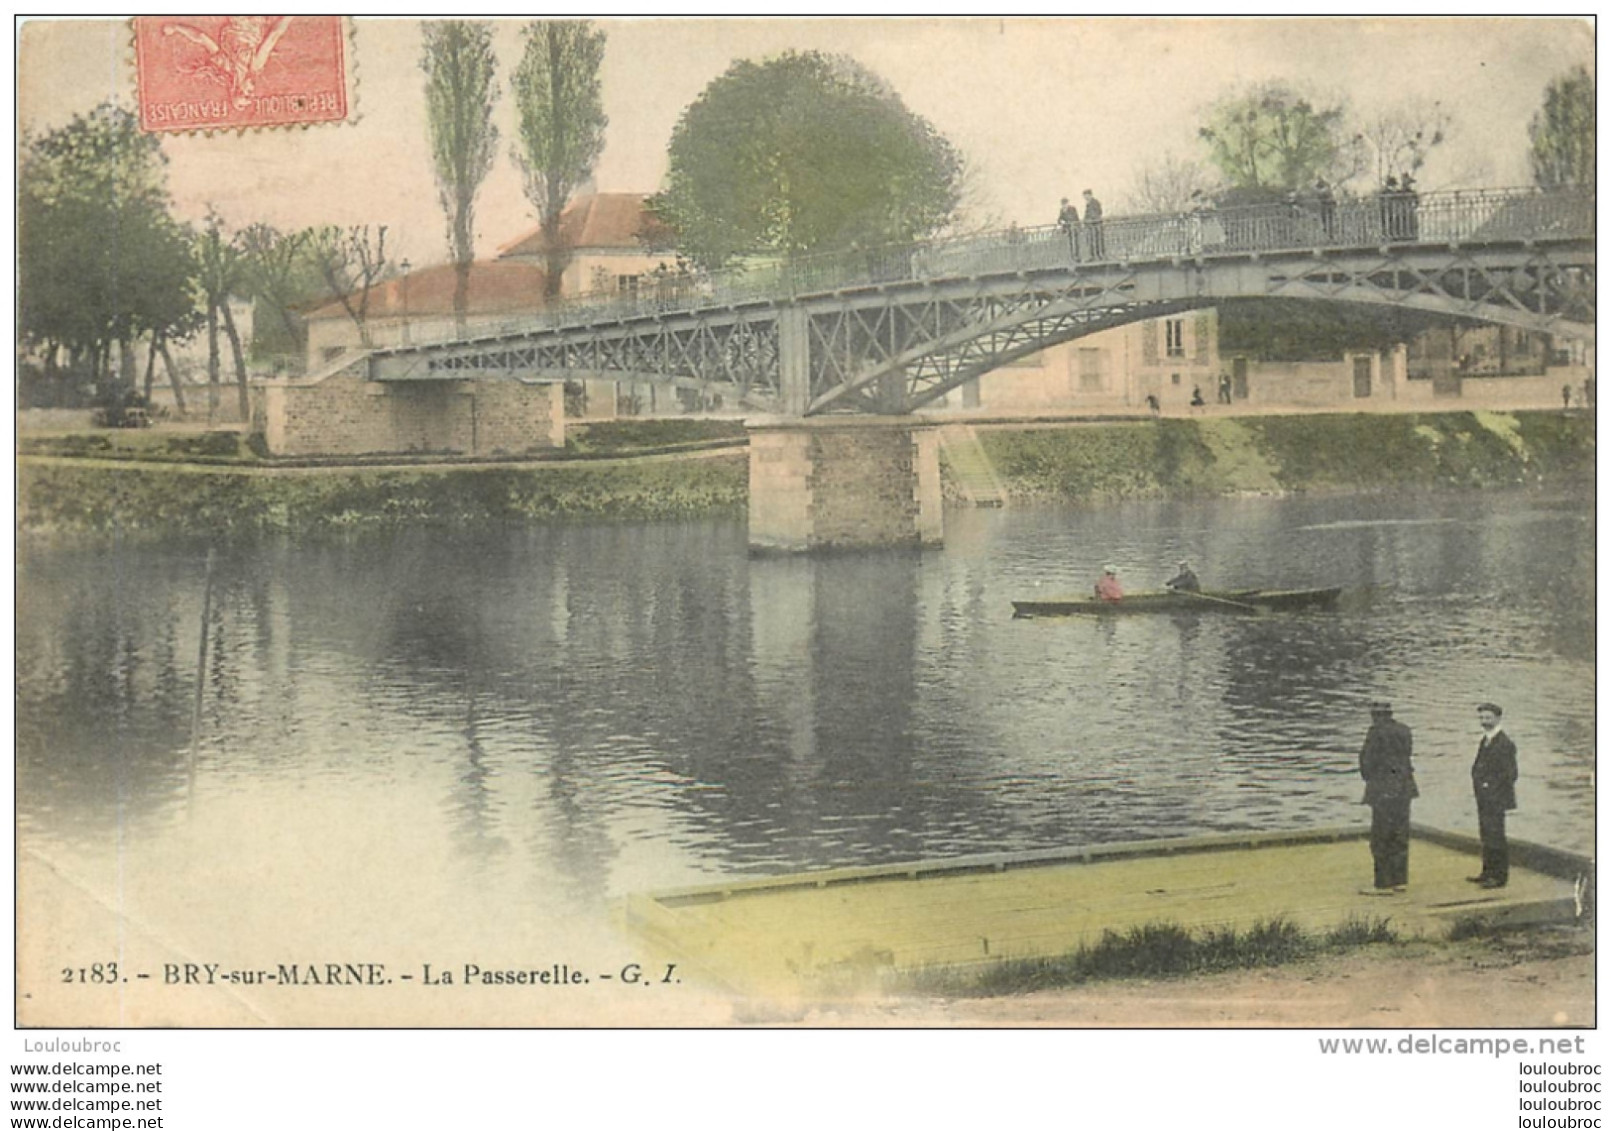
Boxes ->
[132,16,349,132]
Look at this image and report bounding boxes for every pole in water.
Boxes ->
[188,548,216,805]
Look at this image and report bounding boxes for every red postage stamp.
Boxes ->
[132,16,349,132]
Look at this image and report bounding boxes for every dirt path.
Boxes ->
[789,931,1595,1028]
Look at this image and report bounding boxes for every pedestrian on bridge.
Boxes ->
[1315,178,1337,240]
[1186,190,1208,254]
[1082,189,1104,260]
[1401,173,1420,240]
[1380,176,1408,241]
[1058,197,1080,258]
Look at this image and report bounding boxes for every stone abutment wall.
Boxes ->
[258,372,562,458]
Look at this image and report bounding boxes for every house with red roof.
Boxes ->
[495,191,676,298]
[302,193,675,373]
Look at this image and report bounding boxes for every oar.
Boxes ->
[1175,588,1259,613]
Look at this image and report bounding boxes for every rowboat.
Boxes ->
[1011,586,1343,617]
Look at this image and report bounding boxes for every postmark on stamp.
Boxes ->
[132,16,349,133]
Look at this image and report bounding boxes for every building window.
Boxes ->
[617,274,641,297]
[1078,348,1105,391]
[1165,319,1186,358]
[1171,372,1181,386]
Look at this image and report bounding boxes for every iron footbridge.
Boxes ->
[367,187,1594,416]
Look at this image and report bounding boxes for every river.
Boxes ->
[15,488,1593,1020]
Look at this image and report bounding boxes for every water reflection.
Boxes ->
[15,491,1594,944]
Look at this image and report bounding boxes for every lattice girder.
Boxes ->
[367,236,1595,413]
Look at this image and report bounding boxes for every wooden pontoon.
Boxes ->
[624,826,1588,999]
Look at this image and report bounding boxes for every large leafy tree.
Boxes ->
[1198,82,1355,200]
[19,104,197,403]
[421,20,500,328]
[651,51,963,267]
[1529,65,1594,190]
[511,20,608,299]
[1219,298,1448,361]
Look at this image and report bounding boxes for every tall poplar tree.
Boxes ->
[511,20,608,299]
[421,20,500,330]
[1529,66,1594,190]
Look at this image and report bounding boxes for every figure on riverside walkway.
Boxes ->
[1190,385,1206,409]
[1082,189,1105,260]
[1094,565,1123,602]
[1358,700,1417,894]
[1058,197,1080,258]
[1164,559,1200,593]
[1469,702,1519,889]
[1218,371,1233,404]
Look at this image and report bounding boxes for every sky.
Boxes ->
[16,17,1594,271]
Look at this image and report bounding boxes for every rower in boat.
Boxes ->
[1094,565,1123,603]
[1165,559,1200,593]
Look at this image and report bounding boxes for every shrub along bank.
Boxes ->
[19,451,748,539]
[971,411,1594,503]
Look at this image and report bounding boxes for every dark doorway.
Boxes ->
[1352,356,1372,398]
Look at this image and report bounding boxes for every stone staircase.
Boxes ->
[937,425,1008,507]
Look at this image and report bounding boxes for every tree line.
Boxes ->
[1129,67,1593,215]
[19,21,1593,415]
[17,20,611,415]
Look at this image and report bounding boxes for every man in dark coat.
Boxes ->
[1165,559,1200,593]
[1082,189,1104,260]
[1057,197,1080,257]
[1469,702,1519,888]
[1315,177,1337,240]
[1358,701,1417,893]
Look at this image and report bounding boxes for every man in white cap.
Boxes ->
[1165,559,1200,593]
[1094,564,1123,602]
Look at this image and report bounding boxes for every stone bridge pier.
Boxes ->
[746,417,943,553]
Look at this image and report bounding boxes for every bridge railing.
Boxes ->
[393,186,1592,353]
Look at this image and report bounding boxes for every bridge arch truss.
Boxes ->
[368,189,1592,416]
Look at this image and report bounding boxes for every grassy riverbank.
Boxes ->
[806,922,1596,1028]
[18,450,748,539]
[17,409,1592,537]
[971,410,1594,503]
[893,916,1398,998]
